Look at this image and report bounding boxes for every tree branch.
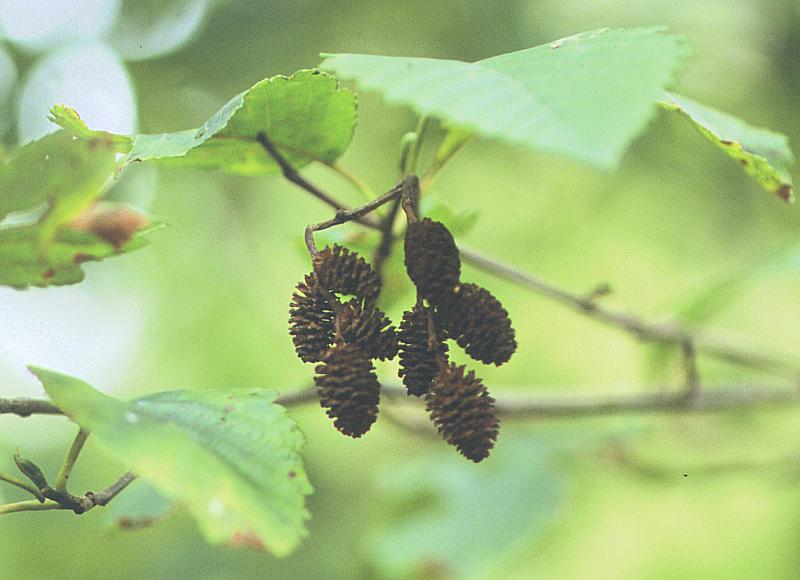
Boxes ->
[458,245,800,381]
[0,398,63,417]
[276,382,800,419]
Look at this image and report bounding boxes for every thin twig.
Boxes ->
[458,245,800,381]
[681,340,701,403]
[55,429,89,493]
[276,382,800,419]
[0,500,64,515]
[0,398,63,417]
[256,132,381,231]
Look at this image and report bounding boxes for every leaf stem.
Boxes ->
[406,117,430,176]
[0,500,64,515]
[0,471,45,501]
[325,162,376,201]
[55,429,89,493]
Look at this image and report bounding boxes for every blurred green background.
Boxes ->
[1,1,800,578]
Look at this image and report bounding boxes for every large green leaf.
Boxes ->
[30,367,312,555]
[0,130,118,226]
[127,69,357,174]
[321,27,688,169]
[0,221,162,289]
[659,92,795,202]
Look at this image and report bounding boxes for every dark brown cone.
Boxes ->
[338,299,399,361]
[426,363,499,462]
[314,343,381,437]
[289,274,335,363]
[313,244,381,302]
[404,218,460,304]
[398,305,449,397]
[435,283,516,366]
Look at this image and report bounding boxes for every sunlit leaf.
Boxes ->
[660,92,795,202]
[128,69,357,175]
[322,27,688,169]
[0,221,162,289]
[30,367,312,556]
[48,105,132,151]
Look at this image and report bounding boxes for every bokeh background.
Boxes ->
[1,1,800,578]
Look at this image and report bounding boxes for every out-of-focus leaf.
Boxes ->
[0,130,118,226]
[0,221,162,289]
[659,93,795,202]
[106,479,174,530]
[322,27,688,169]
[30,367,312,556]
[644,239,800,380]
[370,434,566,578]
[422,197,480,237]
[128,69,356,175]
[434,125,474,167]
[48,105,132,151]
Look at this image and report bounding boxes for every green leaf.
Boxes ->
[0,220,162,289]
[48,105,132,152]
[128,69,357,175]
[659,92,795,202]
[30,367,312,556]
[106,479,174,530]
[371,434,566,578]
[0,130,118,227]
[321,27,688,169]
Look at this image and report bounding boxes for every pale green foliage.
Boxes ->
[322,27,689,169]
[0,129,157,289]
[371,435,565,577]
[659,92,795,202]
[30,367,312,556]
[128,69,357,174]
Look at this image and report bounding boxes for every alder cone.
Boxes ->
[289,274,335,363]
[314,343,381,437]
[398,305,448,397]
[338,299,399,361]
[313,244,381,302]
[436,283,516,366]
[426,363,499,462]
[404,218,460,303]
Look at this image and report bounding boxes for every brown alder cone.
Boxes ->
[313,244,381,302]
[435,283,516,366]
[404,218,461,303]
[338,299,399,361]
[314,342,381,437]
[288,274,335,363]
[398,304,449,397]
[426,363,499,462]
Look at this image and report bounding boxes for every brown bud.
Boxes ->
[404,218,460,303]
[398,304,448,397]
[314,343,381,437]
[426,363,499,462]
[72,205,149,249]
[435,283,516,366]
[289,274,335,363]
[313,244,381,302]
[338,299,399,361]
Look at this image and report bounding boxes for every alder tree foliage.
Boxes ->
[0,27,796,555]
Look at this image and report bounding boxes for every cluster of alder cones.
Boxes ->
[289,218,516,462]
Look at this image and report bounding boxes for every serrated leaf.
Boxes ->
[106,479,174,530]
[0,130,118,226]
[0,221,162,289]
[321,27,688,169]
[29,367,312,556]
[48,105,132,151]
[128,69,356,175]
[659,92,795,202]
